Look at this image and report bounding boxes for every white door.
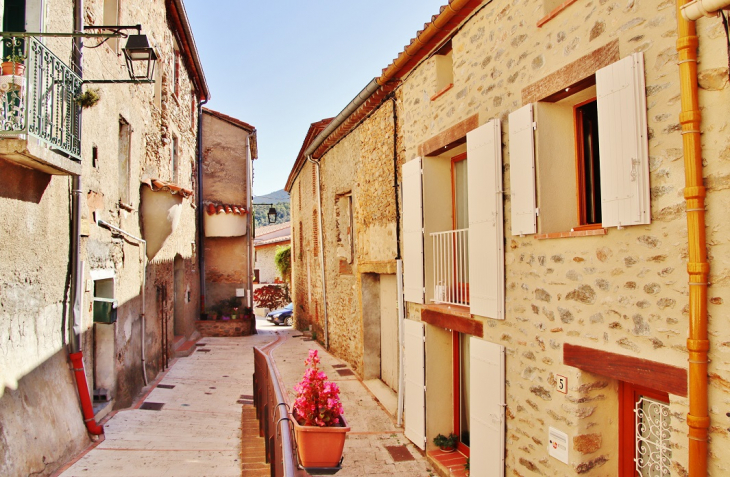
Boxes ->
[404,319,426,450]
[402,158,424,304]
[379,275,398,391]
[470,338,505,477]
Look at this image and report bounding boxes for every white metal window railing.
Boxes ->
[430,228,469,306]
[635,396,671,476]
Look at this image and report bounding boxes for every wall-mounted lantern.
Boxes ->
[123,34,157,81]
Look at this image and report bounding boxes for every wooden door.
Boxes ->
[379,274,398,391]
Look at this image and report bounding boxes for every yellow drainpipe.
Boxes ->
[676,1,710,474]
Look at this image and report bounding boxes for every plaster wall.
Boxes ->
[397,0,730,475]
[0,0,203,474]
[201,112,252,313]
[255,242,287,284]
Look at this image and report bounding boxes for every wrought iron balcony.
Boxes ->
[0,36,82,173]
[431,228,470,306]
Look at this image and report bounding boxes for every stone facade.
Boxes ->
[287,0,730,475]
[0,1,207,475]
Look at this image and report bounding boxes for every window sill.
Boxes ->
[534,227,607,240]
[421,304,484,338]
[430,83,453,102]
[537,0,579,27]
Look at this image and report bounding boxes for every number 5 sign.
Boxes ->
[556,375,568,394]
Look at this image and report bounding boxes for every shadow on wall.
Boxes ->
[0,348,90,477]
[0,157,52,203]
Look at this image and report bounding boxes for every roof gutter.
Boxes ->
[302,0,478,161]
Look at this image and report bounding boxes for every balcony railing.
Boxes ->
[0,36,82,161]
[431,228,469,306]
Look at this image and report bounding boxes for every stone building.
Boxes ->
[0,0,208,475]
[199,107,257,336]
[286,0,729,475]
[254,221,291,284]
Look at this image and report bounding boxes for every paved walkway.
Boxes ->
[57,334,272,477]
[57,329,434,476]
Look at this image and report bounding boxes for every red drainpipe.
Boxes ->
[70,351,104,435]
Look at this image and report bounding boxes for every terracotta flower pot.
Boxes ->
[1,62,24,76]
[293,414,350,468]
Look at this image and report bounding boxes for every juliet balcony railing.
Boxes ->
[430,228,470,306]
[0,36,82,161]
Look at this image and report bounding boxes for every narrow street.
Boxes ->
[56,324,434,476]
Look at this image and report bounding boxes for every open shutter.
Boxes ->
[404,319,426,450]
[596,52,650,228]
[467,119,504,319]
[508,104,537,236]
[402,158,424,304]
[470,338,505,477]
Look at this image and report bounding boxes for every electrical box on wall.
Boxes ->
[93,298,118,324]
[548,427,569,464]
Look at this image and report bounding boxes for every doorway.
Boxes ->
[453,331,471,455]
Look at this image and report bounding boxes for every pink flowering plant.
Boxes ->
[292,350,344,427]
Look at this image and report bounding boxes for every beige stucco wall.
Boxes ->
[201,111,252,312]
[397,0,729,475]
[0,1,203,474]
[255,242,288,284]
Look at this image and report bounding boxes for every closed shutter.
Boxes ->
[404,319,426,450]
[470,337,505,477]
[596,52,650,228]
[467,119,504,319]
[402,158,424,304]
[508,104,537,235]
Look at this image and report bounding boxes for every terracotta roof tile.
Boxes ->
[141,178,193,198]
[204,202,247,216]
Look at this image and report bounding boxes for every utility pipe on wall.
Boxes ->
[96,219,149,386]
[307,155,329,349]
[676,1,710,474]
[197,98,208,314]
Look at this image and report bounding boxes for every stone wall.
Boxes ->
[396,0,729,475]
[0,0,204,474]
[196,318,255,338]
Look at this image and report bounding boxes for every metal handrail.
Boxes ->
[253,345,305,477]
[0,36,81,160]
[430,228,470,306]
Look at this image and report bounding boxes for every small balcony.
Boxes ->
[430,228,469,306]
[0,36,82,175]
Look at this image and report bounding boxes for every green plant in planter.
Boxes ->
[4,51,26,64]
[74,88,101,109]
[433,433,458,452]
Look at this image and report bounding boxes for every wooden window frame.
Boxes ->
[573,96,603,231]
[619,382,670,477]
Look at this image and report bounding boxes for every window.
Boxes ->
[171,135,178,183]
[432,41,453,101]
[153,66,162,109]
[509,53,650,236]
[335,193,353,265]
[103,0,119,52]
[190,91,196,130]
[118,117,131,205]
[172,45,180,97]
[619,382,671,476]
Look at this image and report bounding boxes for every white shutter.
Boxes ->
[467,119,504,320]
[508,104,537,235]
[470,338,505,477]
[596,52,650,228]
[403,319,426,450]
[402,158,425,304]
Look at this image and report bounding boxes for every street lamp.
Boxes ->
[267,207,277,224]
[123,34,157,81]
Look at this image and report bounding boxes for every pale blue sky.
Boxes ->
[185,0,447,197]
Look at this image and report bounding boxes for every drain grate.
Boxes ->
[385,445,414,462]
[237,399,254,405]
[332,364,347,369]
[195,343,207,346]
[197,349,211,353]
[140,402,165,411]
[335,369,355,377]
[157,384,175,389]
[240,394,253,399]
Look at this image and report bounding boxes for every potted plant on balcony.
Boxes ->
[433,433,458,453]
[292,349,349,468]
[2,50,26,76]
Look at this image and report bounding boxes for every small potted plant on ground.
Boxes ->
[292,349,350,468]
[433,432,458,453]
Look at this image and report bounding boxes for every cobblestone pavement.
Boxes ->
[56,330,434,476]
[271,330,434,476]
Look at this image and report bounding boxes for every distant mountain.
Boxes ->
[253,189,289,204]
